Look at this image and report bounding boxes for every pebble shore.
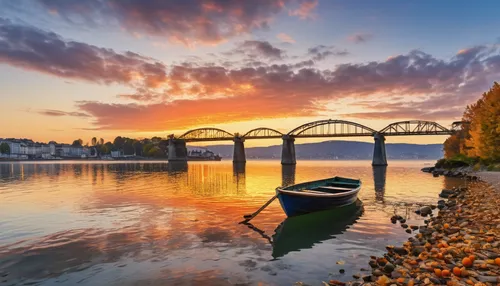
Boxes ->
[327,181,500,286]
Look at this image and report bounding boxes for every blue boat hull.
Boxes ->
[277,191,358,217]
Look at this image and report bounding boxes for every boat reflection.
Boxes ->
[271,199,363,258]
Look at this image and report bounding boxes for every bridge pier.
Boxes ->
[372,133,388,166]
[233,136,246,163]
[281,135,296,165]
[168,138,188,162]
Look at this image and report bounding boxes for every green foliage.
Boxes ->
[0,142,10,154]
[435,154,478,169]
[147,146,164,158]
[85,136,168,158]
[486,164,500,171]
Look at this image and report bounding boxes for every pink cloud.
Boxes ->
[277,33,296,43]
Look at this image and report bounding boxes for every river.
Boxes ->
[0,160,465,285]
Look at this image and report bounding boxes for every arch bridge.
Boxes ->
[167,119,463,166]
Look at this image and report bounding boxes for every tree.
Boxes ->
[91,137,97,146]
[72,139,83,147]
[104,142,115,152]
[147,146,164,158]
[133,141,143,156]
[99,138,104,145]
[443,134,461,159]
[143,143,154,156]
[123,139,135,155]
[446,82,500,162]
[0,143,10,154]
[113,136,125,151]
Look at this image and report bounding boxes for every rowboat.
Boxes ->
[272,199,363,258]
[276,176,361,217]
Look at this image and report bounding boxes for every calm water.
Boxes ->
[0,160,464,285]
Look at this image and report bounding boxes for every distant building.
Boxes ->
[110,150,122,158]
[0,138,89,159]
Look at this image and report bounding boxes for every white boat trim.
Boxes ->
[276,186,361,198]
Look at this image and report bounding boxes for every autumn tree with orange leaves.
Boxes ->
[444,82,500,162]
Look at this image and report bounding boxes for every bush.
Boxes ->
[435,155,479,169]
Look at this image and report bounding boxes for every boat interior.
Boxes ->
[302,181,359,194]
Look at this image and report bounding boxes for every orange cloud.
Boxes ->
[77,95,316,131]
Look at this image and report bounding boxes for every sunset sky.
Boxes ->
[1,0,500,146]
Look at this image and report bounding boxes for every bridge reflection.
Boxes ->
[373,166,387,202]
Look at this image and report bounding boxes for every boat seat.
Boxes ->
[326,182,357,188]
[302,189,330,194]
[313,186,353,193]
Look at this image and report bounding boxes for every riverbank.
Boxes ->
[332,174,500,286]
[473,172,500,191]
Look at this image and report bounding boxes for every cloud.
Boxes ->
[3,21,500,130]
[32,0,312,45]
[277,33,296,43]
[225,40,286,61]
[37,109,90,117]
[348,33,373,44]
[77,96,316,131]
[307,45,349,61]
[289,0,318,20]
[75,45,500,130]
[0,18,167,88]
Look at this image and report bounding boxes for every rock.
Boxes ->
[410,225,418,230]
[393,247,408,255]
[399,218,406,223]
[405,229,412,233]
[419,206,432,216]
[339,269,345,274]
[362,275,372,282]
[383,263,395,273]
[328,280,346,286]
[369,260,378,268]
[411,246,425,256]
[372,269,383,276]
[401,223,408,228]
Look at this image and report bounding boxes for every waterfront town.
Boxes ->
[0,138,89,160]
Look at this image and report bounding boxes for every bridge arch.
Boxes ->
[178,128,234,142]
[379,120,451,136]
[243,128,283,139]
[287,119,377,137]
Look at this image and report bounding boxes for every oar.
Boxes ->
[242,194,279,222]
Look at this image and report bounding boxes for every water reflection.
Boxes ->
[271,200,364,258]
[233,162,246,192]
[281,165,296,187]
[167,161,188,174]
[373,166,387,202]
[0,160,466,286]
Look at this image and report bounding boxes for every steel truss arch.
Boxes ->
[379,120,451,136]
[179,128,234,142]
[242,128,283,139]
[287,119,377,138]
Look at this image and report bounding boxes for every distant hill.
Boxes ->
[192,140,443,160]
